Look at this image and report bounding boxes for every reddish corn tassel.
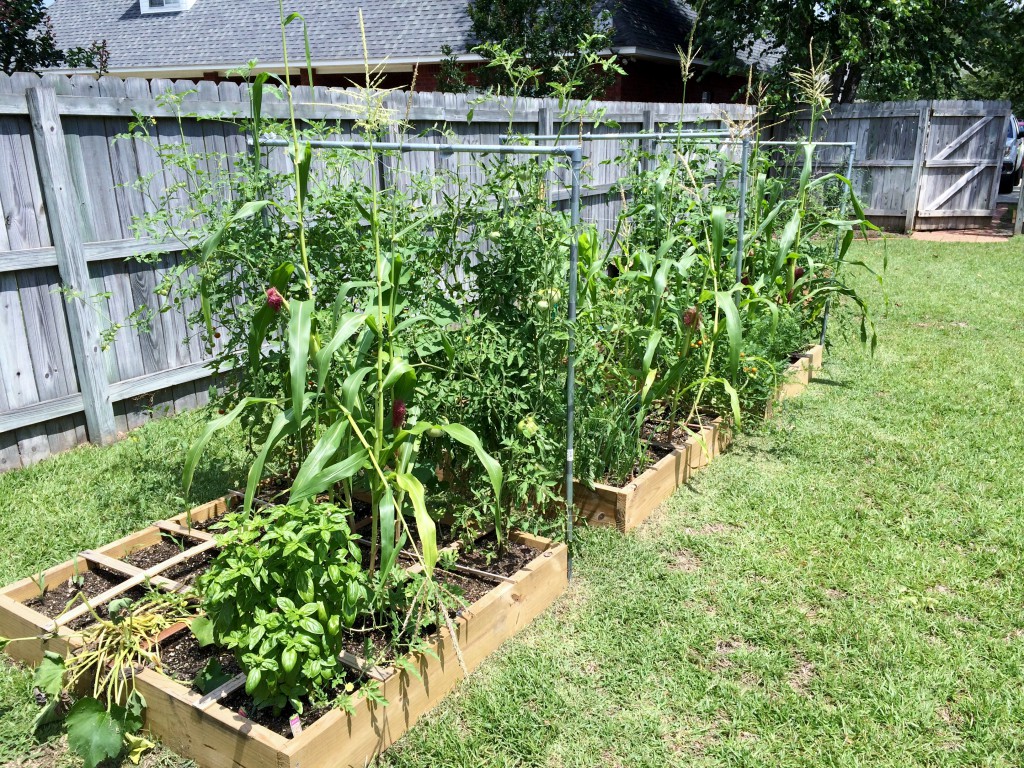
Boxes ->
[265,286,284,312]
[682,306,702,330]
[392,399,407,429]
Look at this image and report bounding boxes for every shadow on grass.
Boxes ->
[809,378,849,388]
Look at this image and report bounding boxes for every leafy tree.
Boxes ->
[0,0,108,76]
[467,0,616,98]
[695,0,1024,107]
[437,44,469,93]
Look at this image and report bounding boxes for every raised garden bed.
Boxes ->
[576,344,824,533]
[574,417,716,533]
[765,343,824,418]
[0,497,567,768]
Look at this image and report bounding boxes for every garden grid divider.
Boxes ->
[0,496,569,768]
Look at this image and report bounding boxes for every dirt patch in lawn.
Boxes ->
[667,549,701,573]
[788,655,815,696]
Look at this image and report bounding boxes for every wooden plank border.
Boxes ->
[0,494,567,768]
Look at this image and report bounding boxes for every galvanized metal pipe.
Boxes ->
[506,130,733,142]
[735,137,751,279]
[565,148,582,582]
[255,137,582,157]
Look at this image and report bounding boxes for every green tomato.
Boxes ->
[426,426,445,438]
[517,416,540,439]
[536,300,550,311]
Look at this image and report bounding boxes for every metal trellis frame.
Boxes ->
[507,129,751,275]
[255,137,584,581]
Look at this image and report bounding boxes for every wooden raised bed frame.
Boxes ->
[0,497,568,768]
[578,344,823,532]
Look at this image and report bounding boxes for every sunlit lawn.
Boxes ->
[2,236,1023,767]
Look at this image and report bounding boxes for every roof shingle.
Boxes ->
[47,0,777,73]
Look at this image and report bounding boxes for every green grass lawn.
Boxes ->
[3,236,1024,767]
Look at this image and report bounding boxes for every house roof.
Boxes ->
[48,0,777,74]
[48,0,477,72]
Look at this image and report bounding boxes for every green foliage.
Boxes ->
[198,503,378,712]
[193,658,233,695]
[468,0,617,99]
[6,593,193,767]
[65,698,127,768]
[436,44,469,93]
[697,0,1024,106]
[0,0,108,75]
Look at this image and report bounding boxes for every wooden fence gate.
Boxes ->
[785,99,1011,231]
[914,101,1009,230]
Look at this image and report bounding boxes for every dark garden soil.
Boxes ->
[191,513,229,532]
[159,627,241,684]
[435,568,493,606]
[24,566,127,619]
[456,534,537,578]
[121,534,216,586]
[123,535,191,570]
[642,408,722,449]
[220,674,362,738]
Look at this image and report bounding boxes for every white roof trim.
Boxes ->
[48,53,488,77]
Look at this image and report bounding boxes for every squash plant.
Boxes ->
[2,592,197,767]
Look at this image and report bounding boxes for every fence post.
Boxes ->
[905,101,931,232]
[641,108,655,174]
[25,87,117,445]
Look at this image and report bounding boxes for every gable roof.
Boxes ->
[47,0,776,74]
[48,0,477,72]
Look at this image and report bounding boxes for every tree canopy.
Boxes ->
[467,0,615,98]
[1,0,107,76]
[695,0,1024,109]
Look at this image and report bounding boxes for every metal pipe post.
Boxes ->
[255,137,583,158]
[820,144,857,346]
[735,137,751,280]
[505,130,732,143]
[565,148,582,582]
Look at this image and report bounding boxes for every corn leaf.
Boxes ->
[714,289,743,379]
[315,313,368,392]
[287,300,314,427]
[440,423,503,502]
[182,397,274,495]
[396,472,437,574]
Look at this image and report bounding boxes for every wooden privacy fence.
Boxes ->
[786,99,1012,231]
[0,71,754,472]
